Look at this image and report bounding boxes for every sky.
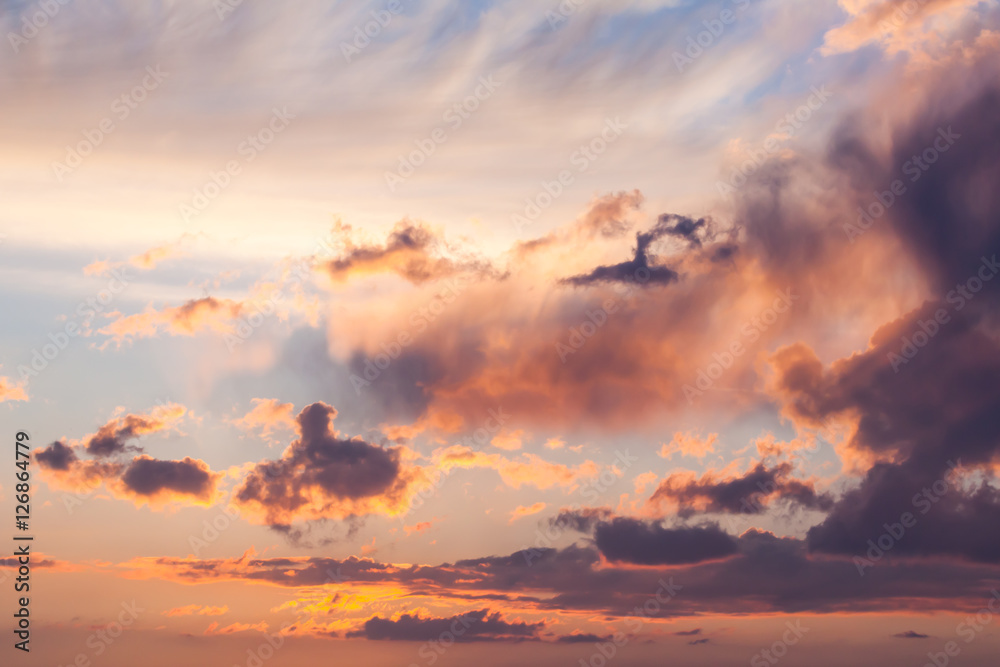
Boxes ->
[2,0,1000,665]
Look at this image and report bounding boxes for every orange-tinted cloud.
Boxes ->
[163,605,229,617]
[0,375,27,403]
[233,403,425,526]
[321,220,496,286]
[659,432,718,460]
[230,398,296,440]
[509,502,547,523]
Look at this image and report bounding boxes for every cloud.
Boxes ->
[593,518,739,565]
[491,429,525,451]
[893,630,930,639]
[84,236,191,276]
[659,432,718,460]
[434,446,600,490]
[34,440,78,471]
[230,398,297,440]
[234,402,421,526]
[163,605,228,617]
[100,296,246,343]
[33,408,220,508]
[559,214,708,287]
[204,621,268,635]
[321,220,496,286]
[117,455,220,503]
[0,375,28,403]
[83,403,186,457]
[346,609,544,642]
[648,461,833,519]
[822,0,984,56]
[509,503,547,523]
[117,529,1000,618]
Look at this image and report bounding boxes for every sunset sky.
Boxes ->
[3,0,1000,665]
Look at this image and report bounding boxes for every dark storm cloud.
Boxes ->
[548,507,614,533]
[770,301,1000,562]
[649,461,833,518]
[346,609,544,642]
[893,631,930,639]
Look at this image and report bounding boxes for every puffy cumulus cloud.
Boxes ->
[647,461,833,518]
[33,448,221,508]
[346,609,544,642]
[114,456,221,505]
[822,0,986,56]
[490,429,525,451]
[433,446,600,490]
[229,398,297,440]
[233,402,423,526]
[83,403,186,457]
[592,518,739,565]
[33,406,221,508]
[34,440,78,471]
[767,309,1000,563]
[321,220,497,286]
[0,374,28,403]
[659,432,718,460]
[35,437,123,492]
